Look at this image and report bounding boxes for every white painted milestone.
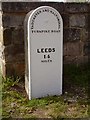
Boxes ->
[24,6,63,100]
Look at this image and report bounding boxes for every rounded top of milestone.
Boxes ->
[25,6,63,31]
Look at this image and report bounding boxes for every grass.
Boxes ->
[1,64,90,119]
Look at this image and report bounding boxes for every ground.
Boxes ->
[1,64,90,119]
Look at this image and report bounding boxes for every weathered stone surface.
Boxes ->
[76,55,88,64]
[64,28,81,42]
[88,13,90,42]
[0,42,4,59]
[0,11,3,44]
[2,3,89,14]
[5,54,25,63]
[6,63,25,77]
[2,2,64,13]
[64,55,78,64]
[12,28,24,45]
[65,3,89,13]
[3,14,25,27]
[64,41,83,56]
[88,3,90,13]
[3,28,24,45]
[4,44,24,56]
[88,32,90,42]
[70,15,86,27]
[3,28,12,45]
[0,41,5,77]
[64,55,88,65]
[88,15,90,31]
[84,42,90,55]
[0,12,2,27]
[81,29,88,41]
[0,60,6,77]
[0,27,3,43]
[63,14,69,28]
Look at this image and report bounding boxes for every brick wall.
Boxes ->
[0,2,90,77]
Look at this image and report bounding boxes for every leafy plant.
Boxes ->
[2,76,20,90]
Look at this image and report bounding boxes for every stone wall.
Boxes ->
[0,3,4,76]
[0,2,90,77]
